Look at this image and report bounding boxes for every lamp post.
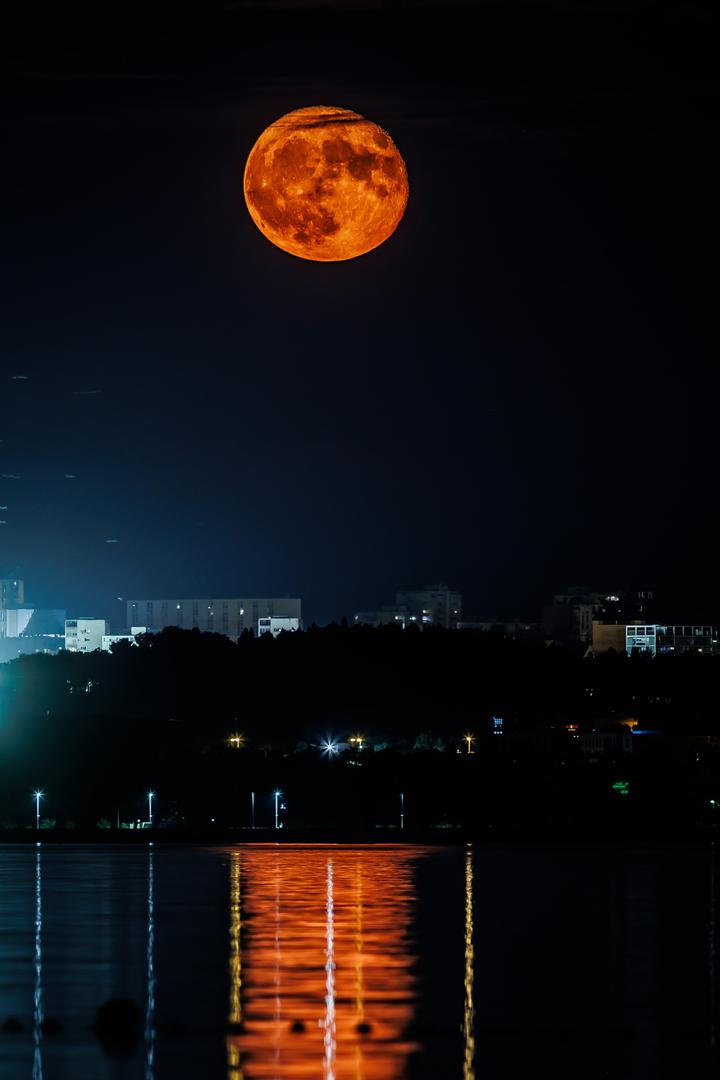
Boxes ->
[251,791,255,830]
[400,792,404,831]
[463,733,475,754]
[274,790,282,830]
[34,790,43,831]
[147,791,154,828]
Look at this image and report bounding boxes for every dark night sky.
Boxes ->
[2,0,719,625]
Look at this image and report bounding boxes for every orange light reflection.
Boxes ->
[227,845,425,1080]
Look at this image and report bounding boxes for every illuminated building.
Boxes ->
[0,603,66,662]
[0,577,24,609]
[626,624,720,656]
[64,618,106,652]
[126,597,301,640]
[545,586,655,646]
[258,616,300,637]
[101,626,146,651]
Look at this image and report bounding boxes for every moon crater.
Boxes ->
[244,106,409,261]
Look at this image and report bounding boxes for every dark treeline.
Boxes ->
[1,624,719,830]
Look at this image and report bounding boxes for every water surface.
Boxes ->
[0,843,717,1079]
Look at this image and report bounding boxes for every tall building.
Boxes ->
[0,579,66,660]
[126,597,302,639]
[1,578,25,637]
[0,578,24,609]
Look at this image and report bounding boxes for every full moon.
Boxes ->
[243,106,409,262]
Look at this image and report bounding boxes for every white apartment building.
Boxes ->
[101,626,147,652]
[126,597,301,639]
[258,616,300,637]
[65,618,106,652]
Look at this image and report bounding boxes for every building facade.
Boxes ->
[626,624,719,657]
[65,618,107,652]
[258,616,301,637]
[0,578,24,610]
[591,620,627,654]
[102,626,147,652]
[126,598,302,639]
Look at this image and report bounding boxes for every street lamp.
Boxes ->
[463,733,475,755]
[400,792,404,831]
[228,732,245,749]
[321,740,338,757]
[251,791,255,829]
[274,790,282,830]
[33,790,43,831]
[147,791,155,828]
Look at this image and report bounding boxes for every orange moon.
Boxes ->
[243,106,409,262]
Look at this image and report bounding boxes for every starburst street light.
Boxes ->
[147,790,155,827]
[228,732,245,749]
[273,789,283,829]
[463,733,475,755]
[33,790,43,831]
[321,739,339,756]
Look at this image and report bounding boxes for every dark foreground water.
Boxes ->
[0,843,718,1079]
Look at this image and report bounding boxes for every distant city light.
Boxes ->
[228,732,245,749]
[321,740,339,756]
[33,790,43,831]
[462,733,475,754]
[148,790,155,826]
[349,734,365,751]
[274,789,283,829]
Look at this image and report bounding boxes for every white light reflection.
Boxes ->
[145,848,156,1080]
[33,846,43,1080]
[464,845,475,1080]
[323,858,336,1079]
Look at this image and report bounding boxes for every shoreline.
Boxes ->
[0,825,716,846]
